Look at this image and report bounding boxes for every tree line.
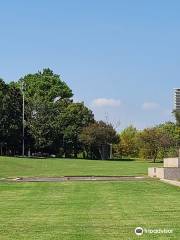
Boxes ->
[0,68,179,161]
[0,69,118,159]
[114,122,180,162]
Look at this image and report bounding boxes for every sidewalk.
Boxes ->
[160,179,180,187]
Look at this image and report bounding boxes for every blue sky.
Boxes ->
[0,0,179,130]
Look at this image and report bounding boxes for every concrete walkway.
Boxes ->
[160,179,180,187]
[10,176,149,182]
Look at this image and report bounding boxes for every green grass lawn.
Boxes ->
[0,181,179,240]
[0,156,162,178]
[0,157,179,240]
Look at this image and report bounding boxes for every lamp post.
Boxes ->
[21,81,25,157]
[110,143,113,159]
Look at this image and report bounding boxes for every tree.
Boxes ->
[19,68,73,103]
[80,121,119,160]
[173,110,180,126]
[118,125,138,157]
[137,127,172,162]
[0,81,22,155]
[156,122,180,157]
[60,102,94,157]
[27,101,57,151]
[24,97,94,156]
[0,79,8,154]
[18,69,74,154]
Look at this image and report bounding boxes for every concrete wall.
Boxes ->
[156,168,165,179]
[164,168,180,180]
[148,168,157,178]
[148,167,180,180]
[164,158,180,168]
[148,168,165,179]
[148,157,180,180]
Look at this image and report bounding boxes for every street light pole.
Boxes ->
[110,143,112,159]
[21,81,25,157]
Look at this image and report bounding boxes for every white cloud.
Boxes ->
[142,102,160,110]
[92,98,121,107]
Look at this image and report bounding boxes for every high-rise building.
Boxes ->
[174,88,180,111]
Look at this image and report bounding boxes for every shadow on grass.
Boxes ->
[1,155,163,163]
[105,158,136,162]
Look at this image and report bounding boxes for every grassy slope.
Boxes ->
[0,157,162,178]
[0,181,179,240]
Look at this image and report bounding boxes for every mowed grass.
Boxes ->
[0,157,179,239]
[0,156,162,178]
[0,181,179,240]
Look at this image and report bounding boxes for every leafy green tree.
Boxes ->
[0,81,22,155]
[60,102,94,157]
[118,125,138,157]
[156,122,180,157]
[80,121,119,160]
[18,69,74,154]
[20,68,73,103]
[26,101,94,156]
[0,79,8,154]
[137,127,172,162]
[27,102,55,151]
[173,110,180,126]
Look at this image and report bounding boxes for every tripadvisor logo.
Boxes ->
[135,227,143,236]
[134,226,173,236]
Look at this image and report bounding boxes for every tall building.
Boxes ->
[174,88,180,111]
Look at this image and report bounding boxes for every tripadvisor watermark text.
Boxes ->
[135,227,173,236]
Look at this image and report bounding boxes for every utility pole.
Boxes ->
[21,81,25,157]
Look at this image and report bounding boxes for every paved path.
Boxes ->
[11,176,149,182]
[160,179,180,187]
